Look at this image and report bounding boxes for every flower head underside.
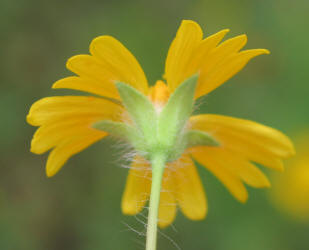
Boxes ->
[27,20,295,227]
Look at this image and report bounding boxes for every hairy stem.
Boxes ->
[145,154,166,250]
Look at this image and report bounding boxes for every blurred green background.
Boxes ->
[1,0,308,249]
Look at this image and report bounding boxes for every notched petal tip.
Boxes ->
[256,48,270,55]
[209,28,230,40]
[238,34,248,42]
[239,195,249,204]
[177,20,203,40]
[243,48,270,57]
[46,159,63,178]
[285,137,296,157]
[66,54,90,71]
[51,77,74,89]
[89,35,115,55]
[27,100,44,126]
[26,114,35,126]
[217,34,248,51]
[267,129,296,158]
[158,218,176,229]
[29,140,44,155]
[181,19,200,27]
[46,172,53,178]
[184,208,207,221]
[263,49,271,54]
[121,202,142,215]
[221,28,230,33]
[46,169,57,178]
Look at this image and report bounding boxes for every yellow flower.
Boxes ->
[27,20,295,228]
[271,135,309,222]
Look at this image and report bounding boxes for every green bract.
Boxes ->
[185,130,220,148]
[93,75,219,162]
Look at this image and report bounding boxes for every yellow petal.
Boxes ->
[196,49,270,98]
[198,34,248,78]
[121,156,151,215]
[90,36,149,95]
[189,114,295,169]
[27,96,123,126]
[65,55,120,99]
[122,156,177,226]
[158,168,177,228]
[199,148,270,188]
[164,21,269,98]
[214,34,248,52]
[183,29,230,80]
[191,114,294,153]
[191,147,248,203]
[52,76,120,100]
[27,96,121,176]
[46,131,105,177]
[164,20,203,92]
[217,132,288,158]
[30,116,105,154]
[228,148,285,171]
[173,155,207,220]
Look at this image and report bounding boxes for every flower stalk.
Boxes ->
[146,154,166,250]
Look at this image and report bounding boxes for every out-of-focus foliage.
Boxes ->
[0,0,308,249]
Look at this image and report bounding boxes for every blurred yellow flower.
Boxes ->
[271,136,309,222]
[27,20,295,228]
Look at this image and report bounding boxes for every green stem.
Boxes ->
[145,154,166,250]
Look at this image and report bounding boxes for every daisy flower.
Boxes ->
[27,20,294,250]
[271,135,309,221]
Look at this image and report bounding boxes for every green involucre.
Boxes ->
[93,75,219,162]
